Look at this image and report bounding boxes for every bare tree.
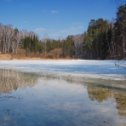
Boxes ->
[0,24,23,54]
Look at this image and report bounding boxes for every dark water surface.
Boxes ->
[0,69,126,126]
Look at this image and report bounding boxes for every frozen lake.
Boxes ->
[0,60,126,126]
[0,60,126,79]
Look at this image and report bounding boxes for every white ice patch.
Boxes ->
[0,60,126,80]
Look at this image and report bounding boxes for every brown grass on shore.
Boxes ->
[0,49,76,60]
[0,53,74,60]
[0,53,12,60]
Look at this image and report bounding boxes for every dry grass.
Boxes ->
[0,48,75,60]
[0,53,12,60]
[0,53,74,60]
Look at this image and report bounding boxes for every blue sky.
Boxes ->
[0,0,118,39]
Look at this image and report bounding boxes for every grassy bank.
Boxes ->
[0,53,75,60]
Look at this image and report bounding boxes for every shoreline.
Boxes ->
[0,53,76,60]
[0,54,125,61]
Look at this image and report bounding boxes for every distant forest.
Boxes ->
[0,4,126,59]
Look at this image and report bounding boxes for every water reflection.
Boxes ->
[0,109,17,126]
[87,84,126,117]
[87,86,111,102]
[0,69,39,93]
[114,92,126,116]
[0,69,126,126]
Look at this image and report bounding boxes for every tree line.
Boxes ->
[82,4,126,59]
[0,4,126,59]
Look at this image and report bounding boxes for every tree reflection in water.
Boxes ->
[87,86,112,102]
[0,69,39,93]
[0,68,126,126]
[114,92,126,116]
[87,84,126,117]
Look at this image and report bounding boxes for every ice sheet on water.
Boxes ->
[0,60,126,80]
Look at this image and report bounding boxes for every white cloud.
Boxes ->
[49,24,84,39]
[34,24,84,40]
[41,10,59,15]
[23,20,29,24]
[34,27,46,33]
[51,10,59,14]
